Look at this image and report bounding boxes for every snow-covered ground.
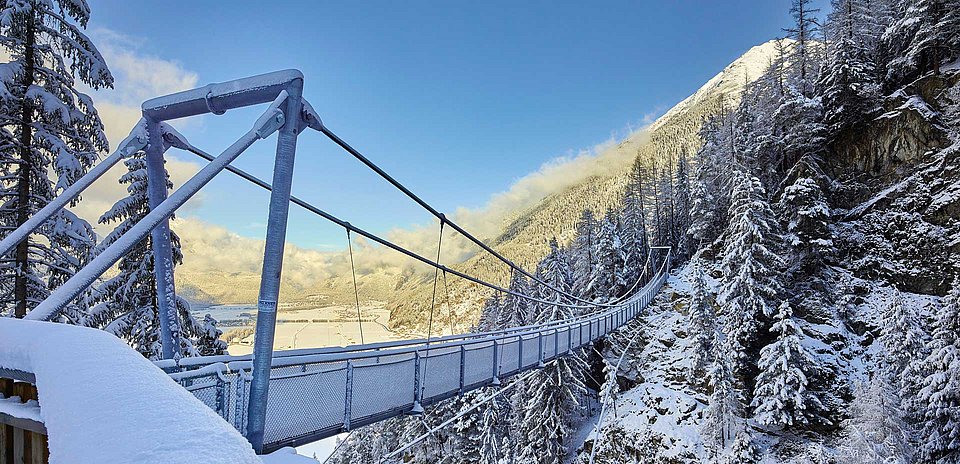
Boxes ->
[223,305,400,355]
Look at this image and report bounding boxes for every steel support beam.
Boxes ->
[245,77,304,453]
[144,117,181,360]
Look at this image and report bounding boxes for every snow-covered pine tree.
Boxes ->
[879,287,928,421]
[397,416,442,464]
[497,269,531,328]
[620,159,649,286]
[587,210,627,302]
[774,86,827,175]
[477,292,502,332]
[702,335,741,459]
[516,241,590,464]
[884,0,960,86]
[478,392,509,464]
[87,150,225,359]
[919,281,960,463]
[719,172,784,383]
[719,428,760,464]
[837,371,913,464]
[779,156,834,271]
[673,148,692,261]
[687,260,716,382]
[571,209,598,302]
[688,118,725,254]
[818,0,881,133]
[0,0,112,318]
[515,351,589,463]
[534,238,574,321]
[752,301,828,429]
[653,159,676,249]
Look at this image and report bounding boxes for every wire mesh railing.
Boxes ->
[164,252,670,453]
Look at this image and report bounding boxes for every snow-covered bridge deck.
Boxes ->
[159,261,669,453]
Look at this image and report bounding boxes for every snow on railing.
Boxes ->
[0,319,261,464]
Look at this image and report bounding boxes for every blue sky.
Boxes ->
[86,0,828,251]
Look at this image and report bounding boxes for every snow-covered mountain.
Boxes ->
[386,40,790,331]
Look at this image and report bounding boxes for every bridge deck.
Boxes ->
[162,267,669,453]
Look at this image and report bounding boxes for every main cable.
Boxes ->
[316,124,615,309]
[174,144,608,311]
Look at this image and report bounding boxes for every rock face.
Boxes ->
[832,69,960,296]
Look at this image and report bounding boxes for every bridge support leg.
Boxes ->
[246,80,304,453]
[144,117,181,361]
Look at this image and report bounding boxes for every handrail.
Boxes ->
[160,249,670,374]
[164,249,670,378]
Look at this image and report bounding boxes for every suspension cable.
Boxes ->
[316,124,615,309]
[426,221,444,342]
[174,144,608,311]
[419,221,445,402]
[442,269,454,335]
[346,230,365,345]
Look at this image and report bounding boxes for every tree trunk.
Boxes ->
[14,11,36,318]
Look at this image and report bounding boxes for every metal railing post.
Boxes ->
[411,352,424,414]
[459,345,466,394]
[491,339,501,386]
[518,334,524,371]
[144,117,181,360]
[246,78,304,453]
[344,361,354,431]
[553,328,559,360]
[537,332,545,367]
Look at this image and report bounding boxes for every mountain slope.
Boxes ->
[387,40,789,330]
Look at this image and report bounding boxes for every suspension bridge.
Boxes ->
[0,70,672,459]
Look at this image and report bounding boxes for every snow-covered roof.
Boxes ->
[0,318,260,464]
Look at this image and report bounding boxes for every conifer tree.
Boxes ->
[587,210,627,302]
[784,0,823,95]
[516,243,589,463]
[571,209,598,302]
[779,157,834,271]
[884,0,960,85]
[719,173,784,382]
[87,150,225,359]
[620,159,649,286]
[0,0,112,318]
[497,269,531,328]
[837,372,913,464]
[702,337,741,459]
[688,261,716,381]
[919,282,960,463]
[673,149,693,261]
[688,137,721,252]
[719,429,760,464]
[752,302,828,428]
[477,292,502,332]
[534,238,574,320]
[879,287,927,421]
[819,0,881,133]
[478,393,508,464]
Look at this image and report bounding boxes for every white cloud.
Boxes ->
[65,29,204,235]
